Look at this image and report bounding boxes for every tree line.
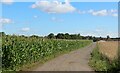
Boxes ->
[0,32,119,42]
[47,33,83,39]
[46,33,118,42]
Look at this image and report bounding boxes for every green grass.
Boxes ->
[89,44,119,72]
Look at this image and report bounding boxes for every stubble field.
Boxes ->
[89,40,119,71]
[98,41,118,60]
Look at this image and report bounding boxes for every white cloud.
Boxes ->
[88,9,94,13]
[0,18,13,30]
[109,9,118,17]
[88,9,118,17]
[90,9,108,16]
[1,0,13,4]
[51,17,63,22]
[21,27,30,32]
[31,0,76,13]
[81,31,118,38]
[33,15,38,18]
[0,18,13,25]
[110,9,118,13]
[111,13,118,17]
[107,32,118,38]
[78,10,86,14]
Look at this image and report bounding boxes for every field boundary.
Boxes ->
[89,42,120,72]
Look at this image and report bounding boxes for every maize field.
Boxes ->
[1,35,92,71]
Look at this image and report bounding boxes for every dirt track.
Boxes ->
[32,42,96,71]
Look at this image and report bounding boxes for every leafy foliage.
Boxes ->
[47,33,55,39]
[2,35,91,71]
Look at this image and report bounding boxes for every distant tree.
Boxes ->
[86,36,92,40]
[70,34,77,39]
[107,35,110,40]
[90,36,93,40]
[99,36,102,40]
[0,32,5,37]
[56,33,65,39]
[56,33,83,39]
[47,33,55,39]
[93,37,97,42]
[64,33,70,39]
[30,35,39,38]
[69,34,73,39]
[107,35,110,39]
[81,36,86,39]
[77,33,82,39]
[78,33,80,37]
[20,35,25,37]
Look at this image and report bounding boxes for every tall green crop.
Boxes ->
[2,35,92,71]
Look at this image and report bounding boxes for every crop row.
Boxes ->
[2,35,91,71]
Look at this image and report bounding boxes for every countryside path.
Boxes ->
[33,42,96,71]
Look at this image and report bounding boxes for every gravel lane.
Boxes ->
[32,42,96,71]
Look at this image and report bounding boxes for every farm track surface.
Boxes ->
[32,42,96,71]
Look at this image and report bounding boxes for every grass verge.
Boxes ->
[89,43,120,72]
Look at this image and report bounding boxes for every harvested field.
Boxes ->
[98,41,118,60]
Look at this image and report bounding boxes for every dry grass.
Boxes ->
[98,41,118,60]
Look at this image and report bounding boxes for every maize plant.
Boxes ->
[2,35,91,71]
